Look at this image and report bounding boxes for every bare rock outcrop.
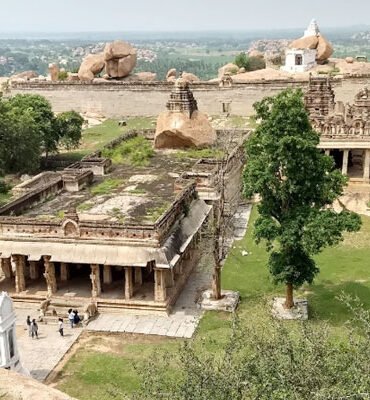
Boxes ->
[0,369,76,400]
[182,72,200,83]
[316,35,334,62]
[155,111,216,148]
[78,53,105,82]
[166,68,177,82]
[289,32,333,64]
[345,57,354,64]
[248,50,264,59]
[218,63,239,78]
[104,40,137,79]
[10,70,38,81]
[48,63,59,81]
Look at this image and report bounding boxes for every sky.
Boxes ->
[1,0,369,32]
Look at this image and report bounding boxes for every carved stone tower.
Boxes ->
[304,75,335,120]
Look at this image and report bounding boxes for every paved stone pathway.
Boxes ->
[15,306,82,381]
[13,203,252,381]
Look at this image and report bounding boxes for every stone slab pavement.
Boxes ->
[15,306,82,381]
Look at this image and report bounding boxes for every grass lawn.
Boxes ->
[58,117,156,163]
[55,206,370,399]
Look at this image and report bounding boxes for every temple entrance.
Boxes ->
[295,54,303,66]
[56,263,92,298]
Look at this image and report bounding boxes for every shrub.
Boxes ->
[58,70,69,81]
[234,52,265,72]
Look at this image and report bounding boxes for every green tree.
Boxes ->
[243,90,361,308]
[136,297,370,400]
[7,94,58,158]
[234,51,250,69]
[55,111,84,150]
[0,95,41,173]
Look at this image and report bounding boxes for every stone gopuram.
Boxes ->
[154,76,216,149]
[305,77,370,181]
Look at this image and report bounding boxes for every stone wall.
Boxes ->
[9,77,370,117]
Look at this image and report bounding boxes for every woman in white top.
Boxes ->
[58,318,64,337]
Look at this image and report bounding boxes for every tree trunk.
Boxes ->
[284,283,294,309]
[212,265,222,300]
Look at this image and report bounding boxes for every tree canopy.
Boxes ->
[243,89,361,308]
[0,94,83,174]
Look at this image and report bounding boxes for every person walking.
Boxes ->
[26,316,32,337]
[68,308,75,328]
[73,310,81,326]
[31,319,38,339]
[58,318,64,337]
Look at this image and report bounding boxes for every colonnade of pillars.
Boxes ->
[324,148,370,181]
[0,256,168,302]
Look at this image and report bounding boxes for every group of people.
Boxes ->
[26,316,39,339]
[26,308,82,339]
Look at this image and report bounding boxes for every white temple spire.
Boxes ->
[304,19,320,37]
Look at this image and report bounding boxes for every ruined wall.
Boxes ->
[10,77,370,117]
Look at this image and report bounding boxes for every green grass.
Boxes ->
[64,117,155,161]
[175,147,224,160]
[0,191,12,206]
[90,178,124,196]
[144,203,171,222]
[56,205,370,399]
[102,136,154,166]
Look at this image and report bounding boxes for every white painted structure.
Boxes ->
[304,18,320,37]
[281,19,319,73]
[0,292,27,374]
[282,49,317,73]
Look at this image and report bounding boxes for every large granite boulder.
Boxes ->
[155,111,216,149]
[10,70,38,81]
[104,40,137,79]
[290,35,319,50]
[166,68,177,82]
[218,63,239,78]
[78,53,105,82]
[182,72,200,83]
[316,35,334,62]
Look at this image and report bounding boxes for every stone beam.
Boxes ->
[12,255,26,293]
[154,269,167,302]
[124,267,134,300]
[342,150,349,175]
[43,256,57,296]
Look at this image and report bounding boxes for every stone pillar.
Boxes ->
[90,264,101,298]
[154,269,167,302]
[363,149,370,182]
[124,267,133,300]
[12,255,26,293]
[60,263,70,281]
[134,268,143,285]
[29,261,40,280]
[1,258,12,279]
[103,265,112,284]
[342,149,349,175]
[325,149,330,156]
[43,256,57,297]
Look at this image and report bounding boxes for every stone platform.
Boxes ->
[199,289,240,312]
[272,297,309,320]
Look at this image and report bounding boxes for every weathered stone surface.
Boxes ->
[199,289,240,312]
[78,53,105,82]
[103,40,137,79]
[123,72,157,81]
[316,35,334,62]
[155,110,216,148]
[11,70,38,80]
[67,72,80,81]
[345,56,354,64]
[272,297,308,320]
[290,35,319,50]
[218,63,239,78]
[166,68,177,82]
[249,49,264,59]
[0,369,76,399]
[48,63,59,82]
[182,71,200,83]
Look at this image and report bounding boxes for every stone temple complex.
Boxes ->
[154,76,216,149]
[0,84,245,317]
[305,76,370,181]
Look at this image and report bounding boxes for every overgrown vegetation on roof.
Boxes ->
[174,147,224,160]
[102,136,155,166]
[90,178,124,195]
